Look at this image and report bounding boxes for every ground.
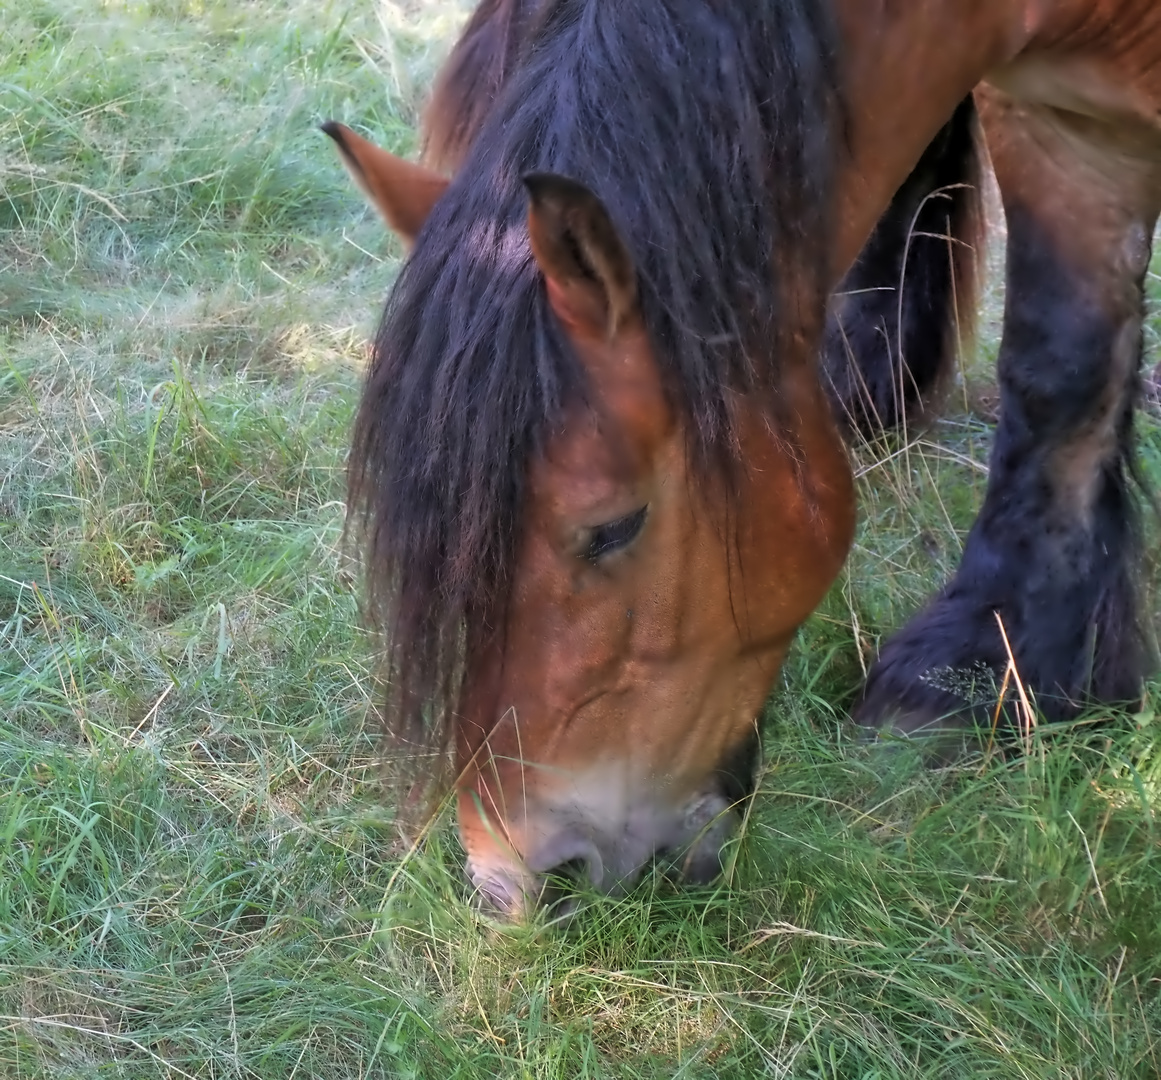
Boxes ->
[2,1,1160,1077]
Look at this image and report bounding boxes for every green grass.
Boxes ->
[2,2,1160,1076]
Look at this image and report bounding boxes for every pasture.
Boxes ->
[2,0,1161,1075]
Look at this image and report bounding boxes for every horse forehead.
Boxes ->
[528,409,648,513]
[530,368,672,492]
[531,344,676,504]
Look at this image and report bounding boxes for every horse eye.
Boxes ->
[583,505,648,563]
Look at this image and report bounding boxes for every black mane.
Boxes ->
[348,0,840,778]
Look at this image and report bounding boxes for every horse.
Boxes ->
[325,0,1161,918]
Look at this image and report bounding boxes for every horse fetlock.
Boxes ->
[857,504,1146,745]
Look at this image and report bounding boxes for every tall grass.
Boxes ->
[2,2,1160,1076]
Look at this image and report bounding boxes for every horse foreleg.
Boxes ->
[856,82,1159,748]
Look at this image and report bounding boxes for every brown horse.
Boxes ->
[326,0,1161,917]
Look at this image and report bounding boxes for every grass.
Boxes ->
[2,1,1160,1075]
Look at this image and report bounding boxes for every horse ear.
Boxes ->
[523,173,639,338]
[321,121,449,246]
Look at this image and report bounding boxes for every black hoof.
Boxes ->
[855,572,1145,761]
[854,592,1017,761]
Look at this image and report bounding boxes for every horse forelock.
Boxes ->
[422,0,544,172]
[349,0,842,788]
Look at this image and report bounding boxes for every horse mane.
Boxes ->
[422,0,542,172]
[349,0,841,786]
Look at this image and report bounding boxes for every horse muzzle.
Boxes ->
[460,786,739,919]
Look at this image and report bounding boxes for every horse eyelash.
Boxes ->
[584,505,649,563]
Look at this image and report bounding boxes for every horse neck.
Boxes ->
[828,0,1040,280]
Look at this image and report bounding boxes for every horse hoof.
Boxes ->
[853,603,999,762]
[854,702,982,766]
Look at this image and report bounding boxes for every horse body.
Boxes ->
[830,1,1161,266]
[329,0,1161,916]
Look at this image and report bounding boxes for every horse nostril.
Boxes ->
[543,857,587,885]
[537,846,605,916]
[534,835,606,894]
[538,855,596,906]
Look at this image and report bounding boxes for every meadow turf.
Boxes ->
[2,1,1161,1076]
